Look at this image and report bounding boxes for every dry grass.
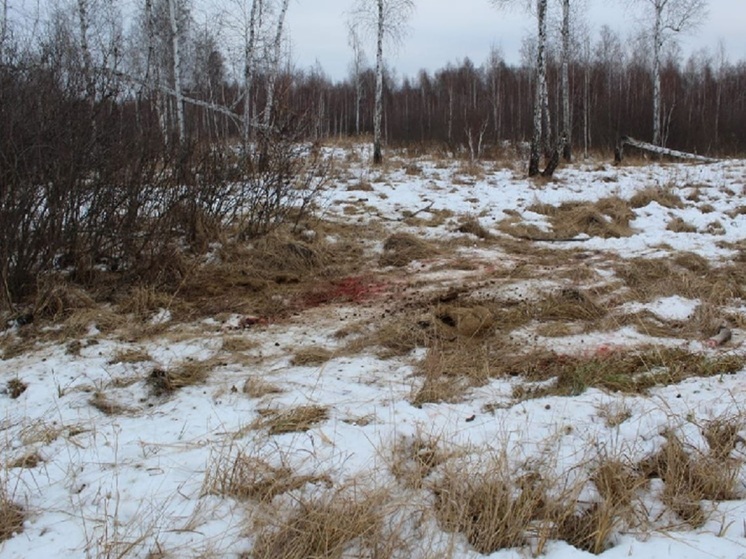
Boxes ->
[666,217,697,233]
[456,216,493,239]
[291,346,334,366]
[390,432,452,489]
[107,348,152,365]
[243,376,283,398]
[221,336,259,353]
[641,433,743,527]
[90,391,132,415]
[534,287,607,322]
[379,233,438,267]
[257,405,329,435]
[513,348,745,400]
[432,454,554,555]
[527,197,635,239]
[7,452,42,469]
[249,488,393,559]
[6,378,27,399]
[629,187,684,209]
[146,358,219,396]
[0,488,24,544]
[615,257,746,304]
[203,450,331,504]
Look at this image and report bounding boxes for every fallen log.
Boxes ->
[614,136,719,163]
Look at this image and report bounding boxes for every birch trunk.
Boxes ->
[1,0,9,59]
[560,0,572,161]
[263,0,290,131]
[652,2,663,146]
[373,0,384,165]
[243,0,261,149]
[529,0,548,176]
[168,0,186,145]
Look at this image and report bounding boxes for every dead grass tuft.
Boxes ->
[535,287,607,322]
[513,348,745,399]
[390,432,451,488]
[7,452,42,469]
[203,451,330,504]
[528,197,634,239]
[107,348,152,365]
[290,346,334,366]
[90,391,131,415]
[6,378,27,399]
[702,415,744,461]
[249,488,391,559]
[146,358,219,396]
[666,217,697,233]
[552,501,618,555]
[432,457,547,554]
[640,433,742,527]
[379,233,437,267]
[629,187,683,209]
[456,216,492,239]
[33,278,96,321]
[0,489,24,543]
[118,286,173,319]
[243,376,283,398]
[257,405,329,435]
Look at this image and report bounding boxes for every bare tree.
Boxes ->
[168,0,186,144]
[631,0,708,146]
[263,0,290,131]
[350,0,415,165]
[347,21,367,136]
[490,0,551,176]
[560,0,571,160]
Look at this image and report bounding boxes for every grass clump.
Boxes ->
[432,461,545,554]
[258,405,330,435]
[629,187,683,209]
[0,488,24,543]
[666,217,697,233]
[513,348,745,400]
[379,233,437,267]
[203,451,330,504]
[390,432,450,489]
[291,346,334,366]
[146,358,218,396]
[249,489,392,559]
[243,376,283,398]
[641,433,742,527]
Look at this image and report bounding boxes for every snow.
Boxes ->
[3,151,746,558]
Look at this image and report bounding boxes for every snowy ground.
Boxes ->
[3,149,746,558]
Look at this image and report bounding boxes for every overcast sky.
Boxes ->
[283,0,746,81]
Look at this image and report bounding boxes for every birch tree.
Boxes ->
[168,0,186,144]
[347,21,367,136]
[631,0,708,146]
[350,0,415,165]
[560,0,571,160]
[490,0,551,176]
[262,0,289,131]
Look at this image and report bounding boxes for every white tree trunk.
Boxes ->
[1,0,9,59]
[652,1,663,146]
[529,0,547,176]
[263,0,290,131]
[561,0,571,161]
[168,0,186,145]
[243,0,261,149]
[373,0,384,164]
[76,0,96,103]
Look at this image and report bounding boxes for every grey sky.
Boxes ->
[284,0,746,81]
